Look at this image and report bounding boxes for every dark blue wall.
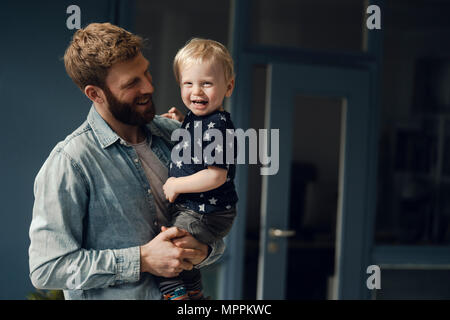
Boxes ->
[0,0,132,299]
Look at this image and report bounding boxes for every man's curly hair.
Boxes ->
[64,23,143,91]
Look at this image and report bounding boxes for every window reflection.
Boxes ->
[375,1,450,245]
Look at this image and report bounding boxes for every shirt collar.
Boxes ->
[87,105,162,149]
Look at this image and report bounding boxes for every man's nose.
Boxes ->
[142,76,154,94]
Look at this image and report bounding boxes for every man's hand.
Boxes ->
[161,107,185,123]
[161,226,209,266]
[140,227,201,278]
[163,177,179,203]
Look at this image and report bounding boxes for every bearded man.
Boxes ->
[28,23,224,300]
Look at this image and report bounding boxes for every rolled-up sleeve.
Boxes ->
[29,148,140,290]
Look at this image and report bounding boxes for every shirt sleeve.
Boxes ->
[29,148,140,290]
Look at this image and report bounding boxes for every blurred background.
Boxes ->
[1,0,450,300]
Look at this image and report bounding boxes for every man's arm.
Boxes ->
[29,149,196,290]
[29,149,142,290]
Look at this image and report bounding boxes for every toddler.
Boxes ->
[160,38,238,300]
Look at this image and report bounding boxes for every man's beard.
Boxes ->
[103,86,155,126]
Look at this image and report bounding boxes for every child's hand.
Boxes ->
[161,107,185,123]
[163,177,179,203]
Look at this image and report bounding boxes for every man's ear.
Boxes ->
[225,78,235,98]
[84,85,105,104]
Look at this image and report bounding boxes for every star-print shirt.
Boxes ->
[169,109,238,214]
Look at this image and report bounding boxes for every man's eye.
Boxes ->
[184,82,192,87]
[203,82,212,86]
[127,81,138,88]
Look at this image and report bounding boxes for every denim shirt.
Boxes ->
[28,106,225,300]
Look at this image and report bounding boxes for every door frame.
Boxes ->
[220,0,383,300]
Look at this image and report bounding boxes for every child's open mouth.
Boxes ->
[192,99,208,106]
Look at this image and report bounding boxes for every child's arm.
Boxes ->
[163,166,227,203]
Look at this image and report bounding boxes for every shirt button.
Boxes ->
[134,158,139,163]
[147,189,152,194]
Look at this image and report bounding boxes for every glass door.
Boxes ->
[257,63,371,299]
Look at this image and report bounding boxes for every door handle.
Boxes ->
[268,228,296,238]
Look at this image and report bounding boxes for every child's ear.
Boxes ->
[225,78,235,98]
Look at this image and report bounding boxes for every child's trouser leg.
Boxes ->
[157,275,189,300]
[181,268,204,300]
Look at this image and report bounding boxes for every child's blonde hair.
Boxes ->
[173,38,235,84]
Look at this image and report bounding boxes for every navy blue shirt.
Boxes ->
[169,109,238,213]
